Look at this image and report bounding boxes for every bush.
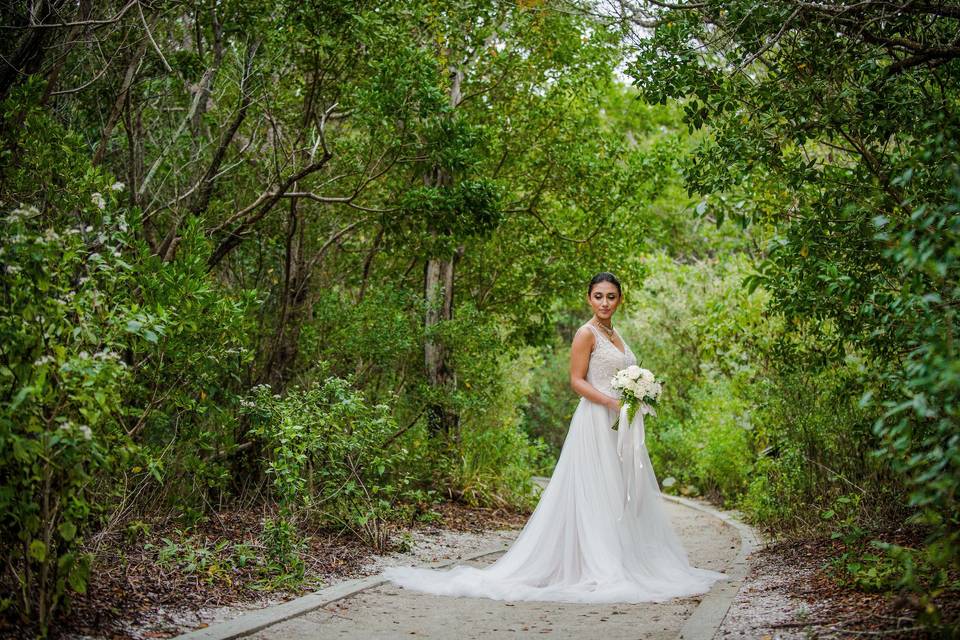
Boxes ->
[0,205,143,635]
[446,344,554,510]
[686,375,754,503]
[122,216,257,511]
[520,338,581,458]
[243,376,419,551]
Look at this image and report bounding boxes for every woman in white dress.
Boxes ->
[382,272,728,603]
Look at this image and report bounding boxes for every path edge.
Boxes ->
[661,493,763,640]
[171,543,511,640]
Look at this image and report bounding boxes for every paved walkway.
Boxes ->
[178,493,752,640]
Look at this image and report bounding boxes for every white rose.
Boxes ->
[640,368,655,382]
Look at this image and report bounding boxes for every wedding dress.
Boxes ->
[382,323,728,603]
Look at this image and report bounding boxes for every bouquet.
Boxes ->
[610,364,663,429]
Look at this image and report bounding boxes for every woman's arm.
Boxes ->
[570,326,620,410]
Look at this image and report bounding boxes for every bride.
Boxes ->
[382,272,728,603]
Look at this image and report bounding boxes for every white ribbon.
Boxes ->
[615,401,656,521]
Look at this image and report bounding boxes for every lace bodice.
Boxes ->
[585,323,637,398]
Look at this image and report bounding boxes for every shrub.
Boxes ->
[0,205,143,635]
[243,376,418,551]
[447,344,553,510]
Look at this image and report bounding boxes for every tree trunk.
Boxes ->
[263,196,307,390]
[424,249,459,436]
[423,163,461,436]
[0,0,55,102]
[422,58,466,437]
[92,30,151,166]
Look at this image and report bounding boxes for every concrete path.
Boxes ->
[176,489,756,640]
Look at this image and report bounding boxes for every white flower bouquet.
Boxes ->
[610,365,663,429]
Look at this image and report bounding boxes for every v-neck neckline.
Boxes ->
[592,323,626,355]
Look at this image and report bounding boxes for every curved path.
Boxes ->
[176,481,758,640]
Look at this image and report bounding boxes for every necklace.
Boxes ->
[592,318,615,339]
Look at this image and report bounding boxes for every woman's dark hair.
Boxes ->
[588,272,622,297]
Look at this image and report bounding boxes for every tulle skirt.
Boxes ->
[381,396,728,603]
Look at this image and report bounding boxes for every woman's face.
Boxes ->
[588,281,621,321]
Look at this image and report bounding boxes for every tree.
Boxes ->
[620,0,960,609]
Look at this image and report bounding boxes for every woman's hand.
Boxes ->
[605,397,621,412]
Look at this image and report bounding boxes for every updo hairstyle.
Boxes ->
[587,272,622,297]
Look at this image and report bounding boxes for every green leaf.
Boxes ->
[28,540,47,562]
[58,521,77,542]
[68,554,91,594]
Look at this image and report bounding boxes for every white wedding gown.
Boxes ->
[382,324,728,603]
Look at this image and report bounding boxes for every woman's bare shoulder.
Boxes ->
[572,323,596,347]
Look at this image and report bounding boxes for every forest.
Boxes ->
[1,0,957,637]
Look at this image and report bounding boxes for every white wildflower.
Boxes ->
[110,181,125,192]
[91,193,106,210]
[78,425,93,441]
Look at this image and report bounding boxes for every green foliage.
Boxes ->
[626,1,960,617]
[823,491,959,628]
[125,217,257,505]
[419,307,554,509]
[260,516,306,584]
[0,205,139,634]
[615,253,762,504]
[682,376,753,503]
[244,377,419,551]
[149,530,305,590]
[520,338,580,457]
